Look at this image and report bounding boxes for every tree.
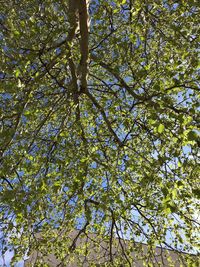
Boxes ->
[0,0,199,265]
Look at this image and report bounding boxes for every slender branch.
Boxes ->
[90,30,115,52]
[90,54,144,100]
[1,177,13,189]
[86,91,122,145]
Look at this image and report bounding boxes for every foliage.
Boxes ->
[0,0,199,265]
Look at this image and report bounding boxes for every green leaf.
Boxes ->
[15,69,21,78]
[157,124,165,134]
[187,131,198,141]
[13,30,20,36]
[161,187,169,197]
[192,189,200,199]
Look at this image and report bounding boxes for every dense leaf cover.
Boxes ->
[0,0,199,265]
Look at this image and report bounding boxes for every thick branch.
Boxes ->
[78,0,89,91]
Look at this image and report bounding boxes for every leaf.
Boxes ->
[15,69,21,78]
[13,30,20,36]
[17,79,23,88]
[157,124,165,134]
[168,203,177,213]
[192,189,200,199]
[177,161,182,167]
[161,187,169,197]
[187,130,198,141]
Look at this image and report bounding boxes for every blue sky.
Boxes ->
[0,250,24,267]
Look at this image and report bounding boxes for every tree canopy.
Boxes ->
[0,0,200,266]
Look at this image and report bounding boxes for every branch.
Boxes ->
[78,0,89,91]
[1,177,13,189]
[90,30,115,52]
[86,91,122,146]
[90,54,144,100]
